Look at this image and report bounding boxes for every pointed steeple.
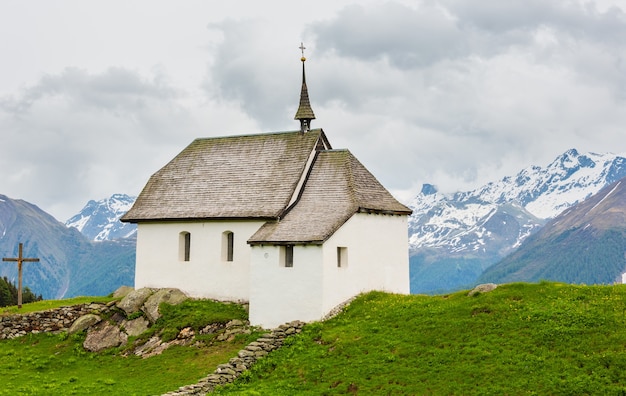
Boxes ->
[294,43,316,133]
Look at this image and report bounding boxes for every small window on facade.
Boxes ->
[222,231,234,262]
[337,246,348,268]
[283,245,294,268]
[179,232,191,262]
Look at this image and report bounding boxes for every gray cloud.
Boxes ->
[448,0,626,43]
[2,67,178,115]
[204,19,307,131]
[310,3,468,69]
[0,67,201,220]
[309,1,626,69]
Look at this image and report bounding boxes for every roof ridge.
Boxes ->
[344,151,359,210]
[193,129,324,141]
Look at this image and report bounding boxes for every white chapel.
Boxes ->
[121,52,412,328]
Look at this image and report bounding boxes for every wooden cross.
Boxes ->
[2,243,40,308]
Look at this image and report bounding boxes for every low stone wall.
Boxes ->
[0,302,112,340]
[164,320,305,396]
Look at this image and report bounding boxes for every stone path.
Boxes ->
[163,321,305,395]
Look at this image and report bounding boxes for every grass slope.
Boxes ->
[216,282,626,395]
[3,283,626,395]
[0,298,259,395]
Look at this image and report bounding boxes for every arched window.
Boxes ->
[222,231,234,262]
[179,232,191,262]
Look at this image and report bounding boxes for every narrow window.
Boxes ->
[179,232,191,262]
[337,247,348,268]
[284,245,294,268]
[222,231,234,262]
[227,232,234,262]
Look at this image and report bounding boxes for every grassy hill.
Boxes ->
[3,282,626,395]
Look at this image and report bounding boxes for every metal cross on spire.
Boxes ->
[299,42,306,59]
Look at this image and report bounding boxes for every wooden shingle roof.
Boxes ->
[248,149,412,245]
[121,130,330,222]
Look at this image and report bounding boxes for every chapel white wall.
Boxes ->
[249,244,324,328]
[135,220,265,301]
[321,213,410,314]
[248,213,409,328]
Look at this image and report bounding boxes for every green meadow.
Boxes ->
[3,282,626,395]
[0,298,257,395]
[215,282,626,395]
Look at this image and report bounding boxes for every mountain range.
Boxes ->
[479,178,626,285]
[0,195,134,299]
[408,149,626,293]
[2,148,625,299]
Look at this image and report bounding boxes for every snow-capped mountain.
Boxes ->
[479,176,626,286]
[1,194,135,299]
[66,194,137,241]
[408,149,626,294]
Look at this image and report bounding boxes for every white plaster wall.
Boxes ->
[248,213,409,328]
[321,213,410,314]
[135,220,265,301]
[249,244,324,328]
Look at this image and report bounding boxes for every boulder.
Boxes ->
[143,288,188,324]
[112,285,135,299]
[117,288,153,315]
[67,314,102,335]
[83,322,128,352]
[468,283,498,296]
[122,316,150,337]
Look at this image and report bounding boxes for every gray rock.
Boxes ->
[142,288,188,324]
[68,314,102,335]
[122,316,150,337]
[83,322,128,352]
[468,283,498,296]
[226,319,244,328]
[112,285,135,299]
[133,335,162,357]
[117,287,153,315]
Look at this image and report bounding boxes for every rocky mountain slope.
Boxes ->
[408,149,626,294]
[65,194,136,241]
[479,176,626,285]
[0,194,134,299]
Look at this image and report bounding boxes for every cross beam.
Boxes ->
[2,243,40,308]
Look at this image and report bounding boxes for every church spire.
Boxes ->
[294,42,316,133]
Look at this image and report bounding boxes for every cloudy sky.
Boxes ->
[1,0,625,221]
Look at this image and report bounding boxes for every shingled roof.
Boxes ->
[121,129,331,222]
[248,149,412,245]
